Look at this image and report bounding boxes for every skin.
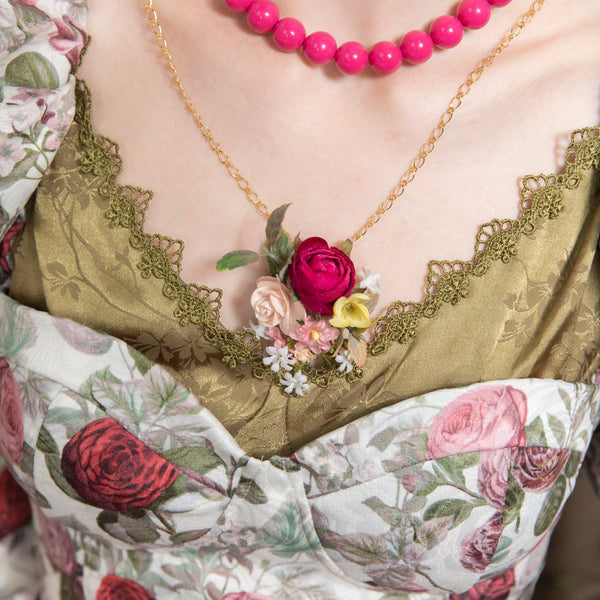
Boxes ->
[78,0,600,330]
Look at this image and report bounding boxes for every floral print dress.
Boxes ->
[1,2,600,600]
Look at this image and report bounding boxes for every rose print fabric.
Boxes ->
[1,1,600,600]
[0,289,599,599]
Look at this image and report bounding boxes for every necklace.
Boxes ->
[143,0,546,395]
[224,0,513,75]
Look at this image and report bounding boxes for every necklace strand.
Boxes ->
[143,0,546,243]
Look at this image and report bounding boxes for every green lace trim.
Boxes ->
[73,79,600,390]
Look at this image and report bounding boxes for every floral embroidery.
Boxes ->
[218,205,381,393]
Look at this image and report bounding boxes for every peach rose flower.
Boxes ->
[250,277,305,331]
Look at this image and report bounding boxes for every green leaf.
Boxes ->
[548,413,567,445]
[368,427,396,452]
[169,529,210,544]
[265,203,290,244]
[127,345,154,376]
[423,498,474,529]
[97,510,160,544]
[216,249,260,271]
[269,455,301,472]
[237,476,268,505]
[160,446,223,476]
[435,453,479,487]
[339,239,353,256]
[363,496,401,527]
[4,51,60,89]
[60,573,79,600]
[9,1,51,34]
[524,416,547,447]
[534,474,567,536]
[36,426,58,454]
[503,471,526,527]
[563,450,581,479]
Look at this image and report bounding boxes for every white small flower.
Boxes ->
[358,266,383,295]
[263,345,296,372]
[279,371,310,396]
[247,319,269,340]
[335,349,354,374]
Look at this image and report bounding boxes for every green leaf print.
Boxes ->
[161,446,224,476]
[547,414,567,445]
[127,346,154,376]
[423,498,474,529]
[503,471,526,527]
[97,510,160,544]
[363,496,402,527]
[4,51,60,89]
[534,474,567,536]
[237,476,268,505]
[259,503,315,558]
[0,299,36,360]
[524,415,548,447]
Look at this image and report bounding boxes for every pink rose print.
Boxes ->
[0,358,24,465]
[513,447,570,493]
[49,15,88,69]
[478,448,514,510]
[427,385,527,459]
[450,567,516,599]
[221,594,276,600]
[459,512,503,572]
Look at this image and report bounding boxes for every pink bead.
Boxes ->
[430,15,464,49]
[400,30,434,64]
[457,0,491,29]
[246,1,280,34]
[273,18,306,52]
[303,31,337,65]
[224,0,253,12]
[335,41,368,75]
[368,41,402,74]
[488,0,512,5]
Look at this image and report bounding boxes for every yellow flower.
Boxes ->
[329,293,372,329]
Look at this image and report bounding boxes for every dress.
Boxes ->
[0,2,599,599]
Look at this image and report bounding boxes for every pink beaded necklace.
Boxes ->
[224,0,512,75]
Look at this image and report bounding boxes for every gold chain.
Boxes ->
[143,0,546,242]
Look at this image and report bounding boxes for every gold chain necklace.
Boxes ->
[143,0,546,243]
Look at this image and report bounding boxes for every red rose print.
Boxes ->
[513,446,570,493]
[459,512,503,572]
[0,357,25,465]
[288,237,356,315]
[61,418,178,512]
[0,467,31,539]
[0,220,24,276]
[449,567,516,600]
[221,594,276,600]
[427,385,527,460]
[96,574,155,600]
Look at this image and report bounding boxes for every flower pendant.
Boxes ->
[217,205,382,395]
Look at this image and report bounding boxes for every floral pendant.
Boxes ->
[217,205,381,395]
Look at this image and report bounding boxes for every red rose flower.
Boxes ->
[0,357,25,465]
[61,418,178,513]
[96,574,155,600]
[513,446,570,492]
[0,467,31,539]
[288,237,356,315]
[449,567,516,600]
